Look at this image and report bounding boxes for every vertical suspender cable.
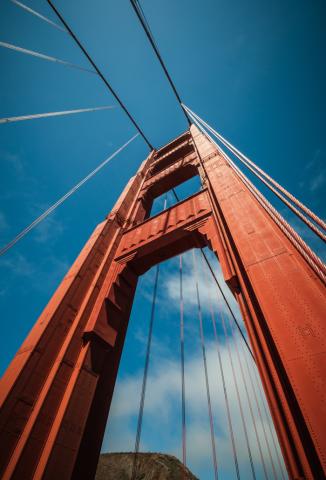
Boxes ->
[131,264,160,480]
[192,250,219,480]
[250,354,288,480]
[170,188,254,361]
[131,193,167,479]
[226,313,269,479]
[240,341,280,480]
[201,255,241,479]
[179,254,187,470]
[217,290,257,479]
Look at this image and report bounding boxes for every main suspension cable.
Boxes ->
[0,105,115,125]
[0,41,96,74]
[129,0,191,126]
[10,0,66,32]
[46,0,153,150]
[186,108,326,283]
[184,104,326,235]
[0,133,139,256]
[192,249,219,480]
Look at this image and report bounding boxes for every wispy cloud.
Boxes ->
[104,339,285,479]
[2,151,25,176]
[0,252,35,277]
[309,170,325,192]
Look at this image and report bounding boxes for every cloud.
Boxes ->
[103,254,286,479]
[2,152,24,176]
[164,250,240,318]
[309,170,325,192]
[33,214,65,244]
[103,339,286,479]
[0,253,35,277]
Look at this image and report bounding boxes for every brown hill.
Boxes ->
[95,452,199,480]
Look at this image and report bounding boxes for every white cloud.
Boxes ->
[0,253,35,277]
[309,170,325,192]
[104,340,286,479]
[2,152,24,176]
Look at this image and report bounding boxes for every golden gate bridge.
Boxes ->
[0,1,325,479]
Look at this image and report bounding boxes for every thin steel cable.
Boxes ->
[170,188,255,360]
[0,41,96,74]
[129,0,191,126]
[46,0,153,150]
[0,133,139,256]
[218,295,257,479]
[179,254,187,469]
[250,355,288,480]
[131,193,166,479]
[192,249,219,480]
[183,104,326,233]
[226,311,269,479]
[201,254,241,480]
[10,0,66,32]
[239,339,279,480]
[0,105,115,124]
[131,262,160,480]
[185,108,326,283]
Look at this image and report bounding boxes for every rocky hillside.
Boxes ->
[96,452,198,480]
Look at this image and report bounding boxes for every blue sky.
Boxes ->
[0,0,325,478]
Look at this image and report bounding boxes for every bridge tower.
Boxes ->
[0,126,325,479]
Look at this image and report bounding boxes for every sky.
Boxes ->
[0,0,325,478]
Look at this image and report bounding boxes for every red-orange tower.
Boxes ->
[0,126,325,479]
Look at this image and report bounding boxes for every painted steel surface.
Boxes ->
[0,128,325,479]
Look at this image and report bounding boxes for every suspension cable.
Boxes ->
[0,105,115,125]
[129,0,191,126]
[202,256,240,480]
[179,254,187,470]
[131,263,160,480]
[184,104,326,234]
[226,307,270,479]
[0,133,139,256]
[250,353,288,480]
[170,187,255,360]
[10,0,66,32]
[218,288,257,479]
[240,339,280,480]
[186,108,326,283]
[186,106,325,242]
[192,249,219,480]
[0,41,96,74]
[46,0,153,150]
